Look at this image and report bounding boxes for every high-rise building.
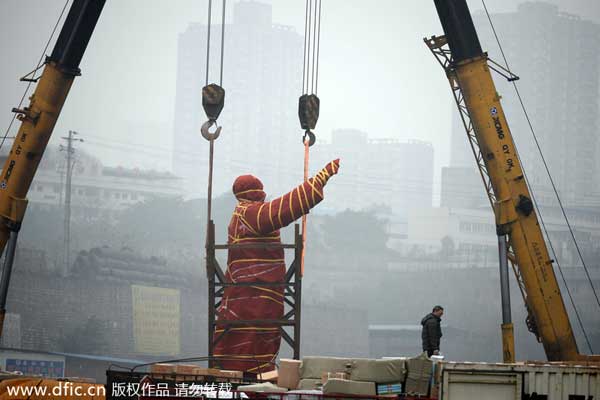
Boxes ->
[447,2,600,208]
[311,129,434,217]
[440,166,487,209]
[172,1,303,199]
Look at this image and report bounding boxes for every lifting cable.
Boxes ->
[0,0,71,154]
[202,0,227,226]
[481,0,597,353]
[298,0,322,276]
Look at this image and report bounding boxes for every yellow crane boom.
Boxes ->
[0,0,105,335]
[428,0,599,363]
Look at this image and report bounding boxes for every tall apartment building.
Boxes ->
[311,129,434,217]
[172,1,303,198]
[446,2,600,208]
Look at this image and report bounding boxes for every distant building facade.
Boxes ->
[172,1,303,198]
[10,146,183,212]
[406,205,600,269]
[310,129,434,217]
[440,166,487,209]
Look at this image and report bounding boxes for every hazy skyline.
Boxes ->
[1,0,600,368]
[1,0,599,202]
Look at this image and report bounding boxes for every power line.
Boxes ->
[79,138,600,209]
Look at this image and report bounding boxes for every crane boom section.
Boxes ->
[429,0,600,362]
[454,55,578,360]
[0,0,105,254]
[0,63,75,251]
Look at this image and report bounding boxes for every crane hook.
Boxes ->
[302,130,316,147]
[201,119,222,141]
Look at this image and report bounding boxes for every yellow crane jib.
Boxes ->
[0,0,105,339]
[429,0,599,363]
[0,0,105,253]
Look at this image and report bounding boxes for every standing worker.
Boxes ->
[214,159,340,373]
[421,305,444,357]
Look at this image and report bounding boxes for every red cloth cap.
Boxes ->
[232,175,266,202]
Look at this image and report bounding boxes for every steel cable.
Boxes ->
[205,0,212,86]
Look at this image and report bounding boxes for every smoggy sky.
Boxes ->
[1,0,599,200]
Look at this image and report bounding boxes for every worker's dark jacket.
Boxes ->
[421,313,442,353]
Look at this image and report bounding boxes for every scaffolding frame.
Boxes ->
[205,221,303,367]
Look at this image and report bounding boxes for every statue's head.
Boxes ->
[232,174,266,202]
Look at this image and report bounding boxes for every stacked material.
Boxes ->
[299,357,354,379]
[259,354,434,396]
[278,359,302,389]
[297,379,322,390]
[405,353,433,396]
[299,357,406,382]
[322,372,349,383]
[280,356,407,395]
[297,357,351,390]
[323,379,376,396]
[350,358,407,383]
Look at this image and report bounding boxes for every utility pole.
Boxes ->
[60,131,83,272]
[58,158,65,208]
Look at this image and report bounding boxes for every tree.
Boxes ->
[115,196,202,252]
[439,235,455,258]
[306,209,393,270]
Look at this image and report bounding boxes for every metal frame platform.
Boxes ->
[205,221,303,367]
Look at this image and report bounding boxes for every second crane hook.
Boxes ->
[201,120,222,141]
[302,130,316,147]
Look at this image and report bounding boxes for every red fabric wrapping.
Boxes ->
[214,160,339,373]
